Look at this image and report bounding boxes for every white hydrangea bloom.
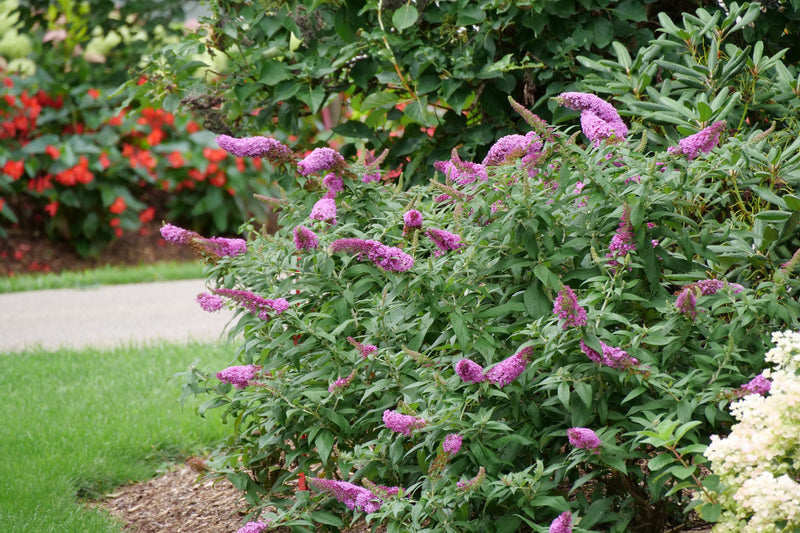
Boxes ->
[704,331,800,532]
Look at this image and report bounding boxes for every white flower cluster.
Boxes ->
[704,330,800,532]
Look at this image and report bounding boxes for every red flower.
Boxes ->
[167,151,184,168]
[3,77,13,88]
[3,94,15,106]
[44,200,58,217]
[0,198,5,211]
[203,147,228,163]
[139,206,155,223]
[186,121,200,133]
[108,110,125,127]
[146,128,164,146]
[109,197,126,214]
[109,217,121,227]
[87,88,100,99]
[3,160,24,180]
[99,152,110,169]
[45,145,60,159]
[209,172,226,187]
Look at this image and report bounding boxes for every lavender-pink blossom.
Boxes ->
[201,237,247,258]
[738,373,771,396]
[434,150,488,186]
[580,339,638,369]
[216,134,293,162]
[297,147,345,176]
[330,238,414,272]
[457,466,486,491]
[558,91,628,142]
[383,409,426,436]
[329,369,356,394]
[160,223,194,245]
[293,225,319,251]
[403,209,423,232]
[347,336,377,358]
[196,292,224,312]
[308,478,383,513]
[426,228,464,256]
[553,286,588,329]
[549,511,573,533]
[455,359,486,383]
[485,350,530,387]
[567,427,602,453]
[482,131,542,166]
[322,173,344,196]
[668,121,727,160]
[442,433,463,455]
[607,205,635,270]
[217,364,260,389]
[675,287,698,320]
[310,197,337,225]
[213,288,288,320]
[236,520,270,533]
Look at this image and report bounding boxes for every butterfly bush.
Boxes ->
[176,93,800,532]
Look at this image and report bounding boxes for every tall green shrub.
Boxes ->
[172,87,800,531]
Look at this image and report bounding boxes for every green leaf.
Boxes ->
[648,452,675,471]
[574,381,593,408]
[533,264,560,290]
[331,120,373,139]
[315,429,335,464]
[450,311,471,350]
[361,91,401,111]
[392,4,418,32]
[308,511,344,527]
[259,60,292,85]
[785,194,800,212]
[615,0,647,22]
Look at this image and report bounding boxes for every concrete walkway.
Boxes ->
[0,279,235,353]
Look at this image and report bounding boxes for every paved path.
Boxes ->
[0,279,235,353]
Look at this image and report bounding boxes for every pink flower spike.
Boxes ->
[567,427,602,453]
[293,225,319,251]
[455,359,486,383]
[382,409,426,436]
[442,433,463,455]
[196,292,224,312]
[426,228,464,256]
[216,134,293,162]
[297,147,345,176]
[236,520,270,533]
[553,286,587,329]
[668,121,727,160]
[549,511,573,533]
[310,197,337,225]
[217,364,261,390]
[485,349,531,387]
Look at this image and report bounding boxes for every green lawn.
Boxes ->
[0,340,234,533]
[0,260,206,293]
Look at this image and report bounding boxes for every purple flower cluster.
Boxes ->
[457,466,486,491]
[402,209,423,235]
[580,339,638,369]
[434,157,488,187]
[160,223,194,245]
[442,433,463,455]
[196,292,224,312]
[330,238,414,272]
[310,197,337,225]
[236,520,270,533]
[201,237,247,258]
[675,287,698,320]
[482,131,542,167]
[361,149,386,183]
[485,351,530,387]
[216,134,293,162]
[567,427,602,453]
[293,225,319,251]
[307,478,395,513]
[329,369,357,394]
[426,228,464,256]
[553,286,588,329]
[347,336,378,358]
[383,409,426,436]
[738,373,771,396]
[558,92,628,144]
[695,279,744,295]
[549,511,573,533]
[297,147,345,176]
[607,205,635,270]
[668,121,727,160]
[455,359,486,383]
[322,173,344,197]
[213,288,289,320]
[217,364,260,389]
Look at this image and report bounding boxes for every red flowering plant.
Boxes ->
[172,84,799,531]
[0,4,273,256]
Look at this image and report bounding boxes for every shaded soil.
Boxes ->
[0,219,198,277]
